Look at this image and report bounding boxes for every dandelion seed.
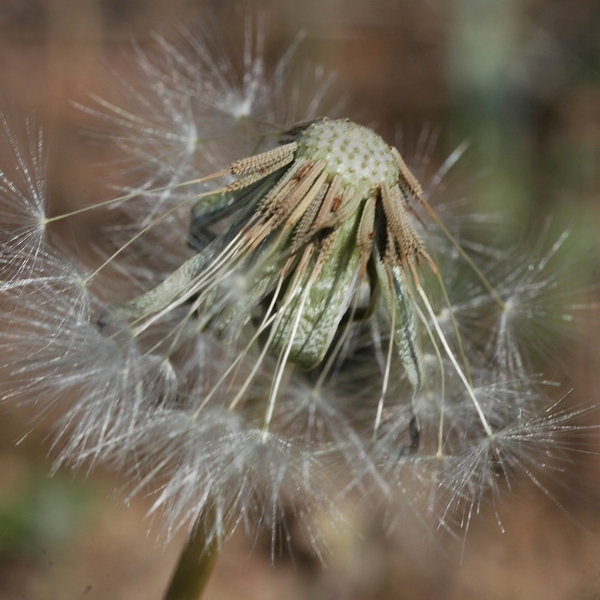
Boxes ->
[0,113,48,277]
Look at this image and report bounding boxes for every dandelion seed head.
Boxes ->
[1,16,597,588]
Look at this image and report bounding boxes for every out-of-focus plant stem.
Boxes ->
[163,509,221,600]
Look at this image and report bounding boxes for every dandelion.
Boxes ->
[0,22,596,600]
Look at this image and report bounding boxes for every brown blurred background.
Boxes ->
[1,0,599,598]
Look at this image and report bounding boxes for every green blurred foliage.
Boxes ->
[0,467,91,559]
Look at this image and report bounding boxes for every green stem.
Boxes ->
[163,513,221,600]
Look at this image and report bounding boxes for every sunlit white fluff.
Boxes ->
[0,114,48,278]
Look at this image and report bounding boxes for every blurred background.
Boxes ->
[0,0,599,598]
